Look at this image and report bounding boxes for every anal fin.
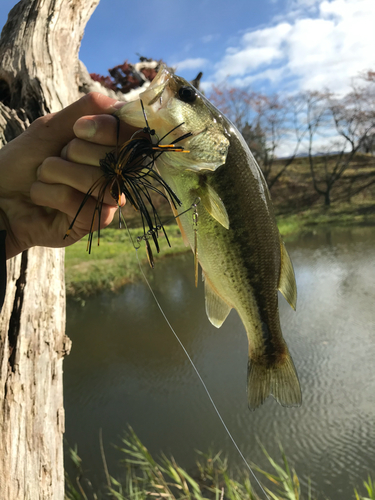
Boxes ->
[204,276,232,328]
[278,236,297,310]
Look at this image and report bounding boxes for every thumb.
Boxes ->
[28,92,124,153]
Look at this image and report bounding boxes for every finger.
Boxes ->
[27,93,129,153]
[37,157,126,207]
[30,181,117,230]
[73,114,137,145]
[61,138,114,166]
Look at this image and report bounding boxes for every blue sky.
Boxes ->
[1,0,374,96]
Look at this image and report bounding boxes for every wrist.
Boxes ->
[0,208,26,259]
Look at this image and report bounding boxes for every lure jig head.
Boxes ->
[64,100,193,263]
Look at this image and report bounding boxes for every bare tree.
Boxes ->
[209,75,375,204]
[253,93,307,190]
[306,75,375,206]
[209,84,255,131]
[242,93,284,186]
[0,1,99,498]
[298,90,334,206]
[209,85,306,190]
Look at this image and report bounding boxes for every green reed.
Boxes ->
[64,428,374,500]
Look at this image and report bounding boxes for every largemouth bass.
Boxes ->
[116,67,302,410]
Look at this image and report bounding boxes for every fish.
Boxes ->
[115,67,302,410]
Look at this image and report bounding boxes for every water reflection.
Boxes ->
[64,228,375,498]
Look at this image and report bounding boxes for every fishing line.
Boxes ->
[134,249,271,500]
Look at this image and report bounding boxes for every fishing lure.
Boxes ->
[64,100,193,263]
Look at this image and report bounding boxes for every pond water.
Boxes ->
[64,227,375,499]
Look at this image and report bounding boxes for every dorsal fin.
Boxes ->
[196,183,229,229]
[278,236,297,310]
[204,275,232,327]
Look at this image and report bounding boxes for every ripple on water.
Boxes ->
[65,227,375,499]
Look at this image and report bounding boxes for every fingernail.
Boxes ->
[112,100,127,110]
[60,145,68,160]
[73,118,97,138]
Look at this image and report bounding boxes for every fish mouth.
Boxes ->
[147,65,172,89]
[140,66,173,109]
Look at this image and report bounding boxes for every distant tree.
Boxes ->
[91,58,161,94]
[209,85,305,190]
[241,121,267,166]
[251,93,306,189]
[247,93,283,187]
[209,85,254,131]
[359,133,375,154]
[304,74,375,206]
[356,72,375,155]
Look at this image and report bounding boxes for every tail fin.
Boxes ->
[247,350,302,410]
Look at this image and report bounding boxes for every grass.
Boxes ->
[65,224,188,297]
[64,428,374,500]
[65,198,375,297]
[276,200,375,240]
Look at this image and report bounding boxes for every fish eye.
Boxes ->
[178,86,197,103]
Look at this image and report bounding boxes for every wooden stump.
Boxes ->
[0,1,99,497]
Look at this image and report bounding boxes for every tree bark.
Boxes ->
[0,1,99,498]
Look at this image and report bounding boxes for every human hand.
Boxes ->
[0,93,135,259]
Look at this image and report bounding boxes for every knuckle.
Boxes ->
[36,160,48,180]
[32,115,49,126]
[61,140,74,160]
[28,114,52,133]
[83,92,100,107]
[80,91,117,113]
[59,185,73,205]
[30,181,44,205]
[37,156,59,181]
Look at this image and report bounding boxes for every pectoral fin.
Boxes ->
[278,237,297,310]
[196,183,229,229]
[204,276,232,328]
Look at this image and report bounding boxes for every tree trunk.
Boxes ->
[0,1,99,498]
[324,190,331,206]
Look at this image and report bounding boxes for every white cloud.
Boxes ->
[200,80,215,93]
[288,0,321,9]
[174,57,208,71]
[231,67,286,88]
[210,0,375,95]
[215,23,291,81]
[241,22,292,47]
[275,132,345,158]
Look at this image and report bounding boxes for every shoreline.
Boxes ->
[65,201,375,298]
